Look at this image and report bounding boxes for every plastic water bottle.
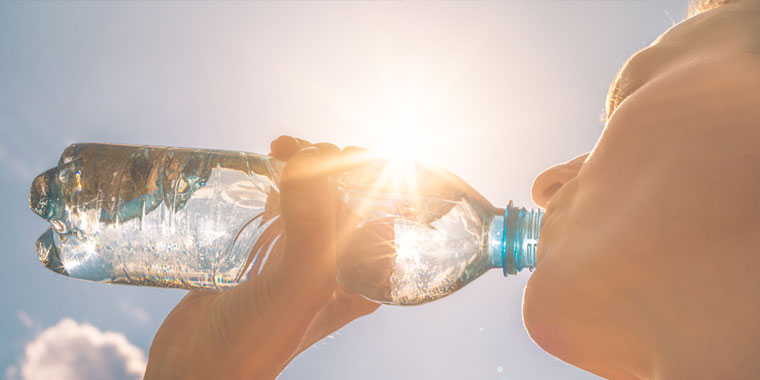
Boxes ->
[29,143,542,305]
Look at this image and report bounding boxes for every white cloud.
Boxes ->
[16,310,37,331]
[118,300,150,325]
[0,138,42,180]
[5,365,19,380]
[6,158,39,180]
[8,318,146,380]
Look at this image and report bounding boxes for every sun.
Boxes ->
[375,128,427,165]
[372,87,433,164]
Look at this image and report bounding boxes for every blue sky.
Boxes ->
[1,1,691,379]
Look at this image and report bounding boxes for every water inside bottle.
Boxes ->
[30,144,499,305]
[30,144,284,289]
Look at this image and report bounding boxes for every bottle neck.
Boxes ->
[488,201,544,276]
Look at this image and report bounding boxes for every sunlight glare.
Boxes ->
[375,105,430,164]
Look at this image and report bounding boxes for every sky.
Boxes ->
[1,1,693,379]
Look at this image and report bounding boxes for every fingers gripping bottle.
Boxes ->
[29,143,543,306]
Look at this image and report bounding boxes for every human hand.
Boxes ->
[145,136,380,380]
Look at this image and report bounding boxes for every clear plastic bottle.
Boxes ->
[29,143,542,305]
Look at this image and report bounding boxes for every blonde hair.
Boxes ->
[688,0,739,16]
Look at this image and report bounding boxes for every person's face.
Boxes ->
[524,4,760,379]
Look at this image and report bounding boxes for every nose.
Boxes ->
[531,153,589,208]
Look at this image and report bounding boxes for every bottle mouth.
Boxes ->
[496,202,543,276]
[29,167,59,221]
[35,228,66,275]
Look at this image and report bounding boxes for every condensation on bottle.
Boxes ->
[29,143,542,305]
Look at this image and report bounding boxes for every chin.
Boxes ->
[522,248,595,370]
[522,249,643,380]
[522,267,566,357]
[523,279,603,378]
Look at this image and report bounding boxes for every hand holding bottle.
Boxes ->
[144,136,380,380]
